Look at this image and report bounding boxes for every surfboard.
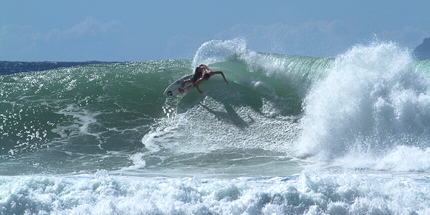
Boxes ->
[163,75,194,96]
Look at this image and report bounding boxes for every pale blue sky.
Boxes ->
[1,0,429,61]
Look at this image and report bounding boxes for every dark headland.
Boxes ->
[414,37,430,60]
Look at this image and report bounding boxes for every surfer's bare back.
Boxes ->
[182,64,228,94]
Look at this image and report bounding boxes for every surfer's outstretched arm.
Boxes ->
[212,71,229,84]
[195,84,203,94]
[194,78,204,94]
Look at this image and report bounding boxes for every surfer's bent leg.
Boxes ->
[182,79,193,87]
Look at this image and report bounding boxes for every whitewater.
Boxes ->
[1,38,430,214]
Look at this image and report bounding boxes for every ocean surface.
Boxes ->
[1,38,430,214]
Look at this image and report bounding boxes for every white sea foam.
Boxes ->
[1,170,429,214]
[54,104,101,138]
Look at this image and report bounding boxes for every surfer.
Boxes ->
[182,64,229,94]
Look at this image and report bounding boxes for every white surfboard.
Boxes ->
[163,75,194,96]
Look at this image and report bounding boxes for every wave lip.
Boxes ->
[192,38,248,67]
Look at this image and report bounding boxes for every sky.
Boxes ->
[1,0,429,62]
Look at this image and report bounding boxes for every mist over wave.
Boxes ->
[297,41,430,171]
